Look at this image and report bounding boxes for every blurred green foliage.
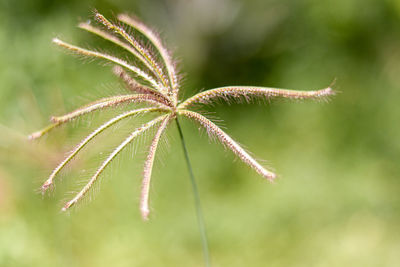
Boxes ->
[1,0,400,266]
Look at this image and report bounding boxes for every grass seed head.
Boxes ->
[30,11,334,218]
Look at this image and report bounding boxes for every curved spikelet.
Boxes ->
[179,86,334,109]
[94,12,169,92]
[53,38,163,91]
[28,122,61,140]
[62,115,168,211]
[51,94,170,124]
[78,22,153,73]
[140,114,171,220]
[29,95,169,140]
[179,110,276,181]
[112,66,171,105]
[41,107,166,192]
[118,14,179,100]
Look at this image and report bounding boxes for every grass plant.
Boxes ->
[29,11,334,266]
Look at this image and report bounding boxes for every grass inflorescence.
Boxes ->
[30,11,334,219]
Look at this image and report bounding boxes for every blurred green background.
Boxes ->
[1,0,399,266]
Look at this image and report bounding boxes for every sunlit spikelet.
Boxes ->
[78,22,152,72]
[180,86,334,109]
[29,122,61,140]
[53,38,163,91]
[30,11,333,217]
[41,107,166,192]
[179,110,276,180]
[94,13,170,92]
[118,14,179,100]
[112,66,171,105]
[62,115,168,211]
[51,94,170,123]
[140,115,172,220]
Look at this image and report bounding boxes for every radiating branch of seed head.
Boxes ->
[78,22,159,81]
[28,122,61,140]
[94,12,170,92]
[62,114,168,211]
[51,94,170,124]
[30,94,170,141]
[118,14,179,101]
[112,66,171,105]
[179,86,335,109]
[140,114,171,220]
[52,38,164,92]
[41,107,166,192]
[179,110,276,181]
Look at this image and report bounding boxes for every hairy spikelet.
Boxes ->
[118,14,179,100]
[29,122,61,140]
[30,11,333,217]
[94,13,169,92]
[78,22,152,72]
[112,66,171,105]
[62,115,168,211]
[179,110,276,180]
[53,38,163,91]
[41,108,166,192]
[140,115,171,220]
[179,86,335,109]
[51,94,170,124]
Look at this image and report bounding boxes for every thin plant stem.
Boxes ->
[176,117,211,267]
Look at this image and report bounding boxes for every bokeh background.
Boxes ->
[1,0,399,266]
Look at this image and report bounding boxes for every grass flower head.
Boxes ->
[30,11,334,220]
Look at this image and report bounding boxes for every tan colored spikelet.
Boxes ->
[140,115,171,219]
[51,94,170,124]
[94,12,170,91]
[53,38,163,91]
[41,107,166,192]
[112,66,171,105]
[62,115,168,211]
[30,11,333,217]
[179,110,276,181]
[28,122,61,140]
[179,86,334,109]
[78,22,152,72]
[118,14,179,99]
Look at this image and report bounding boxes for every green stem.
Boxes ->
[176,117,211,267]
